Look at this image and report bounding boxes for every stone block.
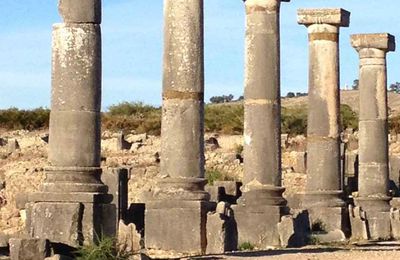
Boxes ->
[118,220,141,254]
[307,206,350,237]
[351,33,395,52]
[28,202,116,247]
[297,8,350,27]
[390,155,400,191]
[101,168,129,222]
[366,211,391,240]
[206,202,237,254]
[232,205,284,249]
[205,181,242,204]
[145,200,214,254]
[58,0,101,23]
[204,185,220,202]
[9,238,50,260]
[345,152,358,177]
[0,233,9,248]
[293,152,307,174]
[390,208,400,240]
[277,216,294,248]
[349,205,368,241]
[28,202,82,246]
[312,229,346,244]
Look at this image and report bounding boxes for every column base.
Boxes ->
[145,177,210,201]
[145,200,215,254]
[237,185,287,207]
[354,196,392,240]
[42,166,108,193]
[296,191,349,239]
[25,192,116,247]
[232,204,289,249]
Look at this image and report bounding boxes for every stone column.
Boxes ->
[297,9,350,236]
[351,33,395,240]
[26,0,115,247]
[145,0,212,254]
[233,0,290,249]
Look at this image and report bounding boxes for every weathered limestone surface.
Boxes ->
[144,0,213,254]
[58,0,101,23]
[206,202,237,254]
[118,220,141,254]
[9,238,50,260]
[146,201,214,254]
[349,205,368,241]
[296,8,350,237]
[351,33,395,240]
[26,0,115,246]
[234,0,290,249]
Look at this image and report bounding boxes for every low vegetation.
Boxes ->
[0,107,50,130]
[0,100,361,135]
[75,236,131,260]
[238,241,255,251]
[205,170,235,185]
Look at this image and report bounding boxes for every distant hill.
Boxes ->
[282,90,400,116]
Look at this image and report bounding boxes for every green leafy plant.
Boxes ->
[235,144,244,155]
[205,170,234,185]
[206,170,223,186]
[238,242,255,251]
[75,236,131,260]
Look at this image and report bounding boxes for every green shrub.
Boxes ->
[205,104,244,134]
[205,170,234,185]
[108,101,158,116]
[103,102,161,135]
[0,107,50,130]
[75,236,131,260]
[238,242,255,251]
[340,104,358,130]
[235,144,244,155]
[281,106,307,136]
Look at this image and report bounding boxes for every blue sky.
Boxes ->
[0,0,398,110]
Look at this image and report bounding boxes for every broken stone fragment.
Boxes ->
[58,0,101,24]
[118,220,141,254]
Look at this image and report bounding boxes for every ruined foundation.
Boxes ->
[351,33,396,240]
[296,8,351,239]
[25,0,116,247]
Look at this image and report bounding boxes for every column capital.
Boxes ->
[297,8,350,27]
[244,0,290,13]
[351,33,396,52]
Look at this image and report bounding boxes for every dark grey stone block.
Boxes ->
[9,238,50,260]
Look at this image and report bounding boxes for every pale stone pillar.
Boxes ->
[351,33,395,240]
[233,0,290,249]
[297,8,350,236]
[25,0,115,247]
[44,20,105,193]
[145,0,212,254]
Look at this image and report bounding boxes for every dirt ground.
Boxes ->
[189,242,400,260]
